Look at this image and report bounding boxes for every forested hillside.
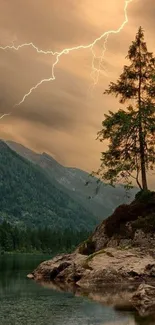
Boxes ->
[7,140,138,220]
[0,141,97,231]
[0,221,90,253]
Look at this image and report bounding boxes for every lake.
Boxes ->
[0,254,143,325]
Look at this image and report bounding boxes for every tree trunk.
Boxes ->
[139,123,148,190]
[138,41,148,190]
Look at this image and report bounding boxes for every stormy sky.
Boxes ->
[0,0,154,177]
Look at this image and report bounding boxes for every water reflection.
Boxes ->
[0,254,153,325]
[37,280,155,325]
[134,314,155,325]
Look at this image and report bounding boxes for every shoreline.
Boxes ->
[28,247,155,317]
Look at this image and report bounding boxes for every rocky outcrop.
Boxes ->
[28,248,155,317]
[31,253,86,283]
[82,191,155,253]
[29,191,155,316]
[30,248,155,289]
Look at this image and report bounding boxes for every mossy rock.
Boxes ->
[87,248,106,261]
[78,237,96,255]
[82,248,106,269]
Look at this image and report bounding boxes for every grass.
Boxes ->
[82,248,111,269]
[87,249,106,261]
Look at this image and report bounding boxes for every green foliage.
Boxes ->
[0,221,90,253]
[86,248,106,261]
[97,27,155,190]
[82,249,109,269]
[135,189,155,202]
[0,141,97,231]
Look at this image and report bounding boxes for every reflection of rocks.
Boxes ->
[87,286,135,310]
[134,314,155,325]
[35,281,155,325]
[131,284,155,316]
[102,322,135,325]
[38,280,135,308]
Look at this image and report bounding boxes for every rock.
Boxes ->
[27,273,34,279]
[33,253,86,282]
[31,247,155,291]
[77,248,155,289]
[145,263,155,277]
[33,254,71,280]
[133,230,155,249]
[131,284,155,316]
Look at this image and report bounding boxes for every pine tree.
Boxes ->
[97,27,155,190]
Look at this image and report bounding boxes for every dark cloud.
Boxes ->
[0,0,98,50]
[0,0,154,189]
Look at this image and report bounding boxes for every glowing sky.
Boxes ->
[0,0,154,175]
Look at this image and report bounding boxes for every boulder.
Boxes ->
[33,253,86,282]
[27,273,34,279]
[32,248,155,288]
[131,284,155,316]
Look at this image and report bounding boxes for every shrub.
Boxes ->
[78,237,96,255]
[135,190,155,203]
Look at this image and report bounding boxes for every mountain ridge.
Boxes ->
[0,140,97,230]
[6,139,138,220]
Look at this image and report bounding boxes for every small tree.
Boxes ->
[97,27,155,190]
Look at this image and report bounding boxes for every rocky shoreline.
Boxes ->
[30,248,155,286]
[28,246,155,316]
[28,192,155,317]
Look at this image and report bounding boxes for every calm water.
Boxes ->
[0,254,138,325]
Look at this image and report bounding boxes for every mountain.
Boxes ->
[6,140,138,220]
[0,141,97,231]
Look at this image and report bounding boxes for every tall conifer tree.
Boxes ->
[97,27,155,189]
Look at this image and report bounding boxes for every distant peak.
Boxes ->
[41,152,63,166]
[42,152,50,157]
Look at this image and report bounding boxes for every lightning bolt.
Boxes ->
[88,33,109,95]
[0,0,133,107]
[0,113,11,120]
